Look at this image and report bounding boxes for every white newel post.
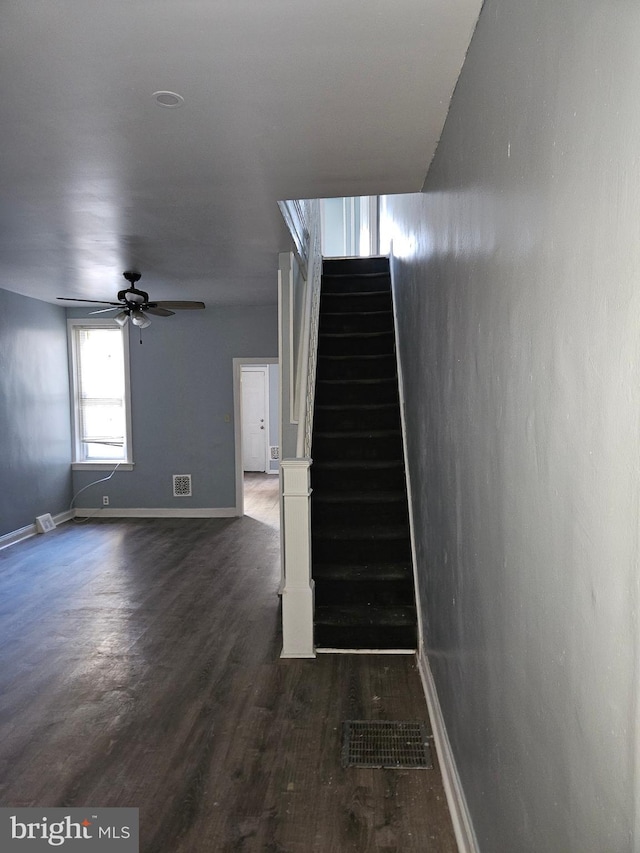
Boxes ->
[280,458,315,658]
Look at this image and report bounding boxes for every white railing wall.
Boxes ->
[278,199,322,658]
[296,204,322,458]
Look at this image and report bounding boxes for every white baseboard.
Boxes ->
[0,509,74,551]
[0,523,36,550]
[417,651,479,853]
[73,507,238,518]
[0,506,238,548]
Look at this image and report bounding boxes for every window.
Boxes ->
[68,319,133,469]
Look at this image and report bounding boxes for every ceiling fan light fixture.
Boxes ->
[56,272,204,327]
[131,310,151,329]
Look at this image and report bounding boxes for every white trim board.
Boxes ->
[67,318,134,467]
[417,652,480,853]
[315,648,415,655]
[388,245,424,652]
[0,510,74,551]
[73,507,238,518]
[0,506,240,548]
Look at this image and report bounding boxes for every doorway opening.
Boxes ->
[320,196,379,257]
[233,357,279,517]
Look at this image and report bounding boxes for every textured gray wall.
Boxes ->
[383,0,640,849]
[0,289,72,535]
[69,304,277,510]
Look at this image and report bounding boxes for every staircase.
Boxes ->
[311,256,417,650]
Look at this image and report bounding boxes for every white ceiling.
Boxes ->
[0,1,481,307]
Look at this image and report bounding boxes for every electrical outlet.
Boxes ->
[102,495,109,506]
[35,514,56,534]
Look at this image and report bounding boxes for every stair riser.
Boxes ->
[322,257,390,277]
[314,407,400,432]
[313,563,413,581]
[312,537,411,564]
[314,581,415,607]
[315,624,417,650]
[313,434,403,462]
[321,292,392,314]
[319,312,393,335]
[315,380,398,406]
[317,332,395,356]
[316,355,397,381]
[311,466,406,492]
[312,500,409,526]
[323,280,391,296]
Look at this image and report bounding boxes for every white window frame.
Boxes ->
[67,318,134,471]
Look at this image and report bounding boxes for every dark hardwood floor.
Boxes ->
[0,473,456,852]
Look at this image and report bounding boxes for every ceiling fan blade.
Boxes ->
[89,307,120,315]
[145,306,175,317]
[57,297,120,305]
[152,300,205,310]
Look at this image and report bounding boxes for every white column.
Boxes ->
[280,458,315,658]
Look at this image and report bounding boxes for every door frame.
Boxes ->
[233,356,278,516]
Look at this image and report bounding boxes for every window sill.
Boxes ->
[71,462,134,472]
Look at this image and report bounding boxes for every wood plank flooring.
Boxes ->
[0,474,456,852]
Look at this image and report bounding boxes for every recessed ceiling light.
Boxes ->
[153,91,184,108]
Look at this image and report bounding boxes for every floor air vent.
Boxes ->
[172,474,192,497]
[341,720,432,769]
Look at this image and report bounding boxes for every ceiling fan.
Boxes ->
[57,271,205,329]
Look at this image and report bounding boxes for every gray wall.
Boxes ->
[70,304,277,510]
[382,0,640,850]
[0,289,72,536]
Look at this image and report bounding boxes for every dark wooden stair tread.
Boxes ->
[315,402,398,412]
[321,271,391,279]
[314,428,400,439]
[313,459,404,470]
[313,562,412,581]
[320,290,391,300]
[315,604,416,626]
[318,352,394,360]
[318,330,393,338]
[313,523,409,540]
[316,354,397,377]
[312,490,407,504]
[316,377,397,385]
[321,309,392,316]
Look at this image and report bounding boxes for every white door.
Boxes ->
[241,367,268,472]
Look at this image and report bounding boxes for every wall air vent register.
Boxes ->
[172,474,192,497]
